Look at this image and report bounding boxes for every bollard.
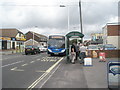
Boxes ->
[92,50,97,58]
[99,52,106,62]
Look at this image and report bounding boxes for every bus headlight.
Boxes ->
[61,49,65,53]
[48,49,52,52]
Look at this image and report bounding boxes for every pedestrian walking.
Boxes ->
[79,44,87,64]
[71,42,76,64]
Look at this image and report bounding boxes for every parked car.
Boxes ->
[103,44,117,50]
[39,46,47,52]
[87,45,99,50]
[25,45,40,55]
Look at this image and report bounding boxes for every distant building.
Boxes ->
[25,31,48,46]
[90,33,103,45]
[24,39,39,46]
[0,28,26,50]
[102,23,120,49]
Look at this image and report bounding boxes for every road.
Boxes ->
[1,53,119,89]
[2,53,64,89]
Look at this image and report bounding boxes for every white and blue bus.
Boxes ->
[47,35,66,56]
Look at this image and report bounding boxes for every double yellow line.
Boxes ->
[27,57,63,90]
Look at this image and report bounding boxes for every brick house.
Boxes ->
[25,31,48,46]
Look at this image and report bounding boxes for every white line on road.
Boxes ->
[21,63,28,66]
[11,67,24,71]
[1,61,24,68]
[27,57,63,90]
[11,67,17,70]
[40,63,61,88]
[36,70,46,73]
[30,61,35,63]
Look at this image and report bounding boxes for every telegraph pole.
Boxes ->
[79,0,83,43]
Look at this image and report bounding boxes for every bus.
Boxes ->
[47,35,66,56]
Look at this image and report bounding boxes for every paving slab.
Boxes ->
[41,58,119,88]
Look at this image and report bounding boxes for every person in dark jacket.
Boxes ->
[75,43,80,60]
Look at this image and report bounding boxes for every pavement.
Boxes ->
[1,53,119,89]
[40,58,119,88]
[0,50,24,55]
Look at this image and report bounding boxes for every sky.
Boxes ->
[0,0,119,40]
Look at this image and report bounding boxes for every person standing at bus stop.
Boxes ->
[71,43,76,64]
[79,44,87,64]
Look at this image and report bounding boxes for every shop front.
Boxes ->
[16,36,26,52]
[0,37,11,50]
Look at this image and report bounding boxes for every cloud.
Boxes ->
[0,0,119,40]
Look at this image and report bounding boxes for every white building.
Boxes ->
[102,23,120,49]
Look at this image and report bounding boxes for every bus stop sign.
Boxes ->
[107,61,120,89]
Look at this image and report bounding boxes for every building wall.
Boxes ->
[26,32,34,41]
[26,32,47,46]
[107,36,120,49]
[107,25,120,36]
[7,40,11,49]
[25,39,39,46]
[103,24,120,49]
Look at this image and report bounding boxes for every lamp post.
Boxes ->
[79,0,83,43]
[32,26,38,45]
[33,31,34,45]
[60,5,69,31]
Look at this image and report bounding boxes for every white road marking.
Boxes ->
[30,61,35,63]
[14,69,24,72]
[49,60,56,62]
[36,71,46,73]
[2,61,24,68]
[21,63,28,66]
[27,57,63,90]
[40,64,61,88]
[11,67,17,70]
[11,67,24,72]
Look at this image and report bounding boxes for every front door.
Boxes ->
[2,41,7,50]
[12,42,15,49]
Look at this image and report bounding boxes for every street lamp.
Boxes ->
[32,26,38,45]
[60,5,69,31]
[33,31,34,45]
[79,0,83,42]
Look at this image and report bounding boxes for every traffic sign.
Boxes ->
[107,61,120,89]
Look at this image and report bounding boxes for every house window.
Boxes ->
[19,33,21,37]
